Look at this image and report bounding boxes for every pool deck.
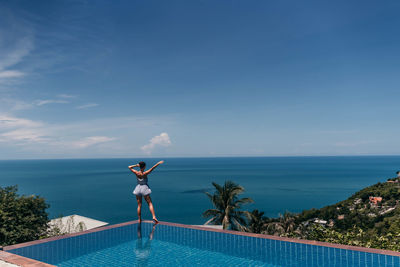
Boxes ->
[0,259,19,267]
[2,220,400,266]
[0,250,55,267]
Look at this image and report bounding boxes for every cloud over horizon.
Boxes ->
[0,114,46,143]
[0,113,115,149]
[72,136,116,148]
[141,132,172,155]
[0,112,175,158]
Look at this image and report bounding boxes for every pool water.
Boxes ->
[59,237,266,266]
[6,222,400,267]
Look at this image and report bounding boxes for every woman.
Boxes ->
[128,160,164,223]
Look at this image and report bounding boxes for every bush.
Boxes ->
[0,185,49,246]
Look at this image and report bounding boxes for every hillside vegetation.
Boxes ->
[257,176,400,251]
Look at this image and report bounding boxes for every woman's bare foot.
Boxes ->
[153,217,159,224]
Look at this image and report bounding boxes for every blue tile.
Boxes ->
[6,222,400,266]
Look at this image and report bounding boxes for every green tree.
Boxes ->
[248,209,266,234]
[263,212,297,236]
[0,185,49,246]
[203,181,253,230]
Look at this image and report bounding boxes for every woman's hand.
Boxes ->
[157,160,164,165]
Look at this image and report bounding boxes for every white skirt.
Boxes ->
[133,184,152,196]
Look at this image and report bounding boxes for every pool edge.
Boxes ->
[3,219,400,267]
[158,221,400,257]
[3,220,139,251]
[0,250,55,267]
[2,220,139,267]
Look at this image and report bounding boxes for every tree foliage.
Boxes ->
[248,209,266,234]
[292,224,400,251]
[0,185,49,246]
[203,181,253,230]
[252,178,400,251]
[207,177,400,252]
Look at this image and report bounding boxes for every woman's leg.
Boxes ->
[136,195,142,222]
[144,195,158,223]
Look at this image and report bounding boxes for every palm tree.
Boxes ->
[278,212,297,233]
[248,209,267,234]
[263,212,297,236]
[203,181,253,231]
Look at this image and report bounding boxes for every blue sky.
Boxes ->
[0,0,400,159]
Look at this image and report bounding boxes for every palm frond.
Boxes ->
[202,209,221,218]
[203,180,253,231]
[212,182,223,194]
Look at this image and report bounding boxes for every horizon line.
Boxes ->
[1,154,400,161]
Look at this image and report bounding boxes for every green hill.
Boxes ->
[260,177,400,251]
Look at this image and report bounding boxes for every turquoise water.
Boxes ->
[59,235,266,267]
[7,222,399,266]
[1,156,399,224]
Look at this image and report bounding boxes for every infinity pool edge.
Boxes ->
[3,220,400,266]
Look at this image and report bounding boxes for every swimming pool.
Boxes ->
[4,221,400,266]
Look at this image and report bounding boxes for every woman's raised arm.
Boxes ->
[128,164,139,174]
[144,160,164,175]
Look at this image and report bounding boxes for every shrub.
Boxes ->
[0,185,49,246]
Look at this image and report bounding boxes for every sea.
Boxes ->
[1,156,399,225]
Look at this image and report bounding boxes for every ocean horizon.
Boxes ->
[1,156,399,225]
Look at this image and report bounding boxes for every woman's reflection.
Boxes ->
[135,223,156,266]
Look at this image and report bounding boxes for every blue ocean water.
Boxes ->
[1,156,399,225]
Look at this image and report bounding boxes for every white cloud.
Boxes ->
[0,129,48,143]
[0,35,34,71]
[0,97,72,112]
[0,115,46,143]
[58,94,76,99]
[0,114,116,149]
[34,99,69,106]
[0,98,33,112]
[0,114,42,129]
[0,70,25,79]
[76,103,99,109]
[141,132,172,154]
[11,100,33,111]
[0,12,34,85]
[72,136,116,148]
[0,112,175,158]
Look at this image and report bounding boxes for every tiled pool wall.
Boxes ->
[153,223,400,267]
[5,222,139,265]
[4,221,400,267]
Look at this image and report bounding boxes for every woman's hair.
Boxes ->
[139,161,146,169]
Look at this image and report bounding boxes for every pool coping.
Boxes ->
[0,250,55,267]
[163,221,400,257]
[3,219,400,266]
